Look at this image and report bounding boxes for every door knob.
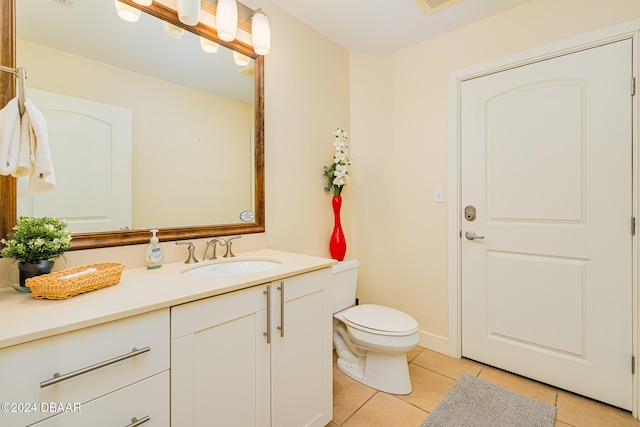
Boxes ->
[465,231,485,240]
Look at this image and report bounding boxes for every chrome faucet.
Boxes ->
[176,241,198,264]
[203,238,226,261]
[223,236,241,258]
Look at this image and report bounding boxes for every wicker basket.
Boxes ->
[26,262,126,300]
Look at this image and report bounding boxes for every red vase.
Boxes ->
[330,195,347,261]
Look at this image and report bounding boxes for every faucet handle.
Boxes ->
[223,236,242,258]
[176,241,199,264]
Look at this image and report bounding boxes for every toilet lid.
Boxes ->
[343,304,418,335]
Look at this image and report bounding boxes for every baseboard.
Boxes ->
[418,330,449,355]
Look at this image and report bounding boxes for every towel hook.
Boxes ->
[0,65,27,116]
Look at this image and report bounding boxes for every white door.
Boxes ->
[461,39,633,409]
[17,89,132,233]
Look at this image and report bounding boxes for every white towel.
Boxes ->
[0,97,56,193]
[15,105,32,177]
[0,98,21,176]
[24,98,56,193]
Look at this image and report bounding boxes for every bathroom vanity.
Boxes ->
[0,249,335,427]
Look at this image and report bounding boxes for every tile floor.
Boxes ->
[327,346,640,427]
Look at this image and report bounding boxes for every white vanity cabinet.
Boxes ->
[0,309,170,427]
[270,269,333,427]
[171,283,271,427]
[171,267,333,427]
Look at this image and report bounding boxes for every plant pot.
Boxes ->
[8,257,65,293]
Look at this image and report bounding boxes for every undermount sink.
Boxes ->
[180,259,282,277]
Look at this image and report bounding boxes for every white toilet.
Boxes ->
[332,259,419,395]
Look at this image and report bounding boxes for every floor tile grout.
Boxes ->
[331,346,640,427]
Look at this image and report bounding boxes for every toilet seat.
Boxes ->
[346,325,420,353]
[341,304,418,336]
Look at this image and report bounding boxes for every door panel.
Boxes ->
[487,251,586,355]
[461,39,633,409]
[487,82,585,222]
[18,88,132,232]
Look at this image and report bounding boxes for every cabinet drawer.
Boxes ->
[32,371,170,427]
[171,284,269,338]
[0,309,169,427]
[273,267,332,304]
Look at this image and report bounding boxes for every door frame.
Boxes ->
[447,20,640,415]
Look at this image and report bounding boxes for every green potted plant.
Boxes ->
[1,216,73,292]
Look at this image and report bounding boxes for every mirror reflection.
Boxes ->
[16,0,258,234]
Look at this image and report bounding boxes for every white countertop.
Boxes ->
[0,249,336,350]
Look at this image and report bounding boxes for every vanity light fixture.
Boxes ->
[200,37,220,53]
[177,0,201,26]
[114,0,141,22]
[216,0,238,42]
[250,9,270,55]
[233,51,250,66]
[163,21,185,39]
[113,0,270,58]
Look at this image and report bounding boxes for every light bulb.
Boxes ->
[251,9,270,55]
[115,0,141,22]
[177,0,201,26]
[216,0,238,42]
[200,37,219,53]
[233,51,250,66]
[163,22,185,39]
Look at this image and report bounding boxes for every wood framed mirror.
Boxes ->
[0,0,265,250]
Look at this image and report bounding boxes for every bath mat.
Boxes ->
[420,373,556,427]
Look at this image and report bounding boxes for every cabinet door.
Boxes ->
[271,269,333,427]
[32,371,169,427]
[171,285,271,427]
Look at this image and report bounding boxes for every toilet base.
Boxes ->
[336,350,413,395]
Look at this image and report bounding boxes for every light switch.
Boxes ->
[434,187,444,203]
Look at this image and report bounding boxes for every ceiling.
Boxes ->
[267,0,531,52]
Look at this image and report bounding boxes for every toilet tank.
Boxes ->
[332,259,359,313]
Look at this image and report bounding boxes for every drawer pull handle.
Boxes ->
[263,285,271,344]
[277,281,285,338]
[126,415,151,427]
[40,346,151,388]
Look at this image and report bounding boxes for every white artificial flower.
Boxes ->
[324,128,352,195]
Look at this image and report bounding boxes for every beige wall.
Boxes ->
[350,0,640,353]
[261,1,351,256]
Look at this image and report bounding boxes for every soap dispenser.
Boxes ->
[145,229,163,269]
